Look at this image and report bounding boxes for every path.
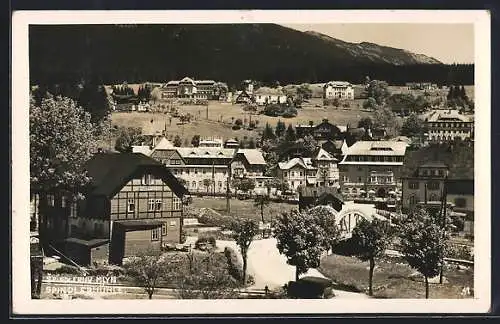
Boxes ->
[186,236,368,299]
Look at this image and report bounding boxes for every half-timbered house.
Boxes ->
[53,152,189,265]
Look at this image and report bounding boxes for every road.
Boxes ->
[188,236,369,299]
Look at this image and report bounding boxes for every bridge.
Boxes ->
[309,202,390,240]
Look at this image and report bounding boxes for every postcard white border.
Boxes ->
[12,10,491,315]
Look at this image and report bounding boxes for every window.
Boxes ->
[151,228,160,241]
[455,197,467,208]
[70,201,78,218]
[47,194,55,207]
[155,199,162,211]
[427,181,440,190]
[142,174,153,185]
[284,172,288,177]
[61,196,67,208]
[218,181,223,188]
[409,195,417,206]
[127,199,135,213]
[148,199,155,211]
[170,220,177,227]
[409,181,419,190]
[173,197,182,210]
[162,223,167,236]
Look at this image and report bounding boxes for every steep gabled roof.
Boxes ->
[236,149,266,165]
[84,153,188,198]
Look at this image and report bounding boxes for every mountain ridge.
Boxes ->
[29,23,468,86]
[303,30,442,65]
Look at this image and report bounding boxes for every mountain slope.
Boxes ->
[304,31,441,65]
[29,24,449,86]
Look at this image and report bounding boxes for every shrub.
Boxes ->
[224,246,244,282]
[50,264,82,275]
[282,107,298,118]
[446,244,473,261]
[197,211,234,229]
[195,236,217,250]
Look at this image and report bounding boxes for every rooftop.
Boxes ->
[236,149,266,165]
[278,157,316,170]
[176,147,236,159]
[343,141,408,156]
[427,110,474,123]
[84,152,188,198]
[324,81,352,88]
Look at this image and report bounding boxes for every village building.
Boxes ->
[36,152,188,266]
[149,139,267,195]
[425,109,474,143]
[338,141,408,198]
[277,148,340,191]
[295,118,344,141]
[401,162,449,210]
[234,90,253,104]
[323,81,354,100]
[297,186,344,212]
[199,137,224,148]
[160,77,227,100]
[253,87,287,106]
[406,82,438,91]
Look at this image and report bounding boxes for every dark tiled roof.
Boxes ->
[420,161,449,169]
[446,179,474,195]
[299,186,344,202]
[84,153,189,198]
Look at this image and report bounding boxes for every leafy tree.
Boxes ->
[203,178,214,193]
[114,126,143,153]
[362,97,379,111]
[285,124,296,142]
[262,122,276,141]
[233,118,243,130]
[173,135,182,147]
[172,252,239,299]
[297,135,318,156]
[414,94,431,112]
[358,117,373,130]
[351,218,392,296]
[366,80,391,105]
[150,86,161,104]
[308,206,341,251]
[191,135,201,147]
[232,177,256,194]
[332,98,340,108]
[123,249,170,299]
[297,84,313,100]
[30,95,97,244]
[275,120,286,138]
[399,208,447,298]
[254,195,270,223]
[263,151,279,176]
[374,107,400,137]
[247,137,256,149]
[401,113,425,137]
[275,210,327,281]
[230,219,259,284]
[459,85,467,100]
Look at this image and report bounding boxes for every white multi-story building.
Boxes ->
[323,81,354,100]
[277,148,340,191]
[254,87,287,106]
[338,141,407,198]
[425,110,474,143]
[149,138,267,195]
[199,137,224,148]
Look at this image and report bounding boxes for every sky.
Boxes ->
[282,23,474,64]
